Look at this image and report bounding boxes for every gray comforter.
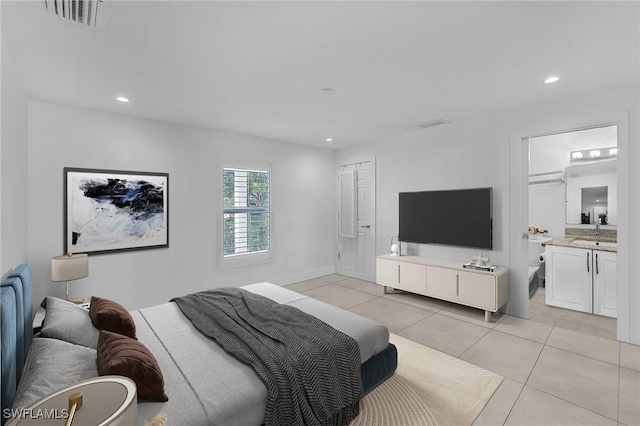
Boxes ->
[172,287,363,426]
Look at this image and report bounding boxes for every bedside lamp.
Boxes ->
[51,253,88,303]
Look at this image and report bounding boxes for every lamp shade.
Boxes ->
[51,254,89,282]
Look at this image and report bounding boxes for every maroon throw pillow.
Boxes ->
[97,330,168,402]
[89,296,136,339]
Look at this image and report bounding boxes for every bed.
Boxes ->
[1,265,397,426]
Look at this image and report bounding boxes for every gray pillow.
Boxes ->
[40,297,99,349]
[12,337,99,409]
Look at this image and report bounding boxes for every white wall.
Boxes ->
[337,84,639,344]
[28,101,336,310]
[528,126,618,236]
[338,115,510,269]
[528,184,565,238]
[1,35,29,278]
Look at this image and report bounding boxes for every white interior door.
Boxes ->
[337,160,375,281]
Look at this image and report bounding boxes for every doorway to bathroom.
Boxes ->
[526,124,619,341]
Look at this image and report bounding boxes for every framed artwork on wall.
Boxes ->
[64,167,169,254]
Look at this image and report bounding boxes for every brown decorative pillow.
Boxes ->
[89,296,137,339]
[97,330,168,402]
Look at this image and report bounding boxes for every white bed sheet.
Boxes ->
[134,283,389,426]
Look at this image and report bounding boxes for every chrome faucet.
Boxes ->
[595,222,600,238]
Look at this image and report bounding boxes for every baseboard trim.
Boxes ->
[269,266,336,286]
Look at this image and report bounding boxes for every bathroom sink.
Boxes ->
[572,239,617,248]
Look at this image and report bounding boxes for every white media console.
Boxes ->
[376,255,509,322]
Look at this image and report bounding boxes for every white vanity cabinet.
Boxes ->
[593,250,617,318]
[546,246,592,313]
[546,245,617,318]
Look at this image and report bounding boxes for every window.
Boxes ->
[221,161,271,264]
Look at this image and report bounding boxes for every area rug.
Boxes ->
[351,334,503,426]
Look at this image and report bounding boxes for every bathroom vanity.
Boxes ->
[545,237,617,318]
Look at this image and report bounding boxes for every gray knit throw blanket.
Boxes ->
[172,288,363,426]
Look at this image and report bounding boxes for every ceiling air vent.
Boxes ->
[44,0,109,30]
[417,119,450,129]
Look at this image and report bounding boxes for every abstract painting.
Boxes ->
[64,168,169,254]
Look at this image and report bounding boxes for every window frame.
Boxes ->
[218,159,273,267]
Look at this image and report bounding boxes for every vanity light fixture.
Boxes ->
[570,146,617,162]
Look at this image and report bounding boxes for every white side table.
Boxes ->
[7,376,137,426]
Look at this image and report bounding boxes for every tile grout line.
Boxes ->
[499,381,528,425]
[301,276,631,424]
[523,326,621,424]
[457,324,493,359]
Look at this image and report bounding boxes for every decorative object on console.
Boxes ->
[51,253,88,302]
[462,262,497,271]
[64,167,169,255]
[471,252,489,267]
[390,236,400,256]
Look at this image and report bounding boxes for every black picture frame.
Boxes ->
[64,167,169,255]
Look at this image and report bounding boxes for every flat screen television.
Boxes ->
[399,187,492,250]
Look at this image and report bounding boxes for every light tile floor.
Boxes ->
[529,287,618,340]
[285,274,640,426]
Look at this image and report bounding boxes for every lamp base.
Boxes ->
[65,281,84,305]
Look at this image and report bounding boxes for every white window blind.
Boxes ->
[223,165,270,258]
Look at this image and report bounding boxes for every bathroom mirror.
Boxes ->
[565,160,617,225]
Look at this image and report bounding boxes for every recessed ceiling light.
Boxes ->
[543,76,560,84]
[115,96,130,103]
[319,88,335,95]
[325,138,333,143]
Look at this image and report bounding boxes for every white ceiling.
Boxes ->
[2,1,638,149]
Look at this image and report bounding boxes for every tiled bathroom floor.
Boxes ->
[529,287,617,340]
[286,274,640,426]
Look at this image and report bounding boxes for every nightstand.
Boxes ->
[6,376,137,426]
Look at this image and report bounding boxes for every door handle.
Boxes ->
[587,252,590,273]
[595,253,599,275]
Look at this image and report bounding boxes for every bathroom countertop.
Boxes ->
[545,236,617,252]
